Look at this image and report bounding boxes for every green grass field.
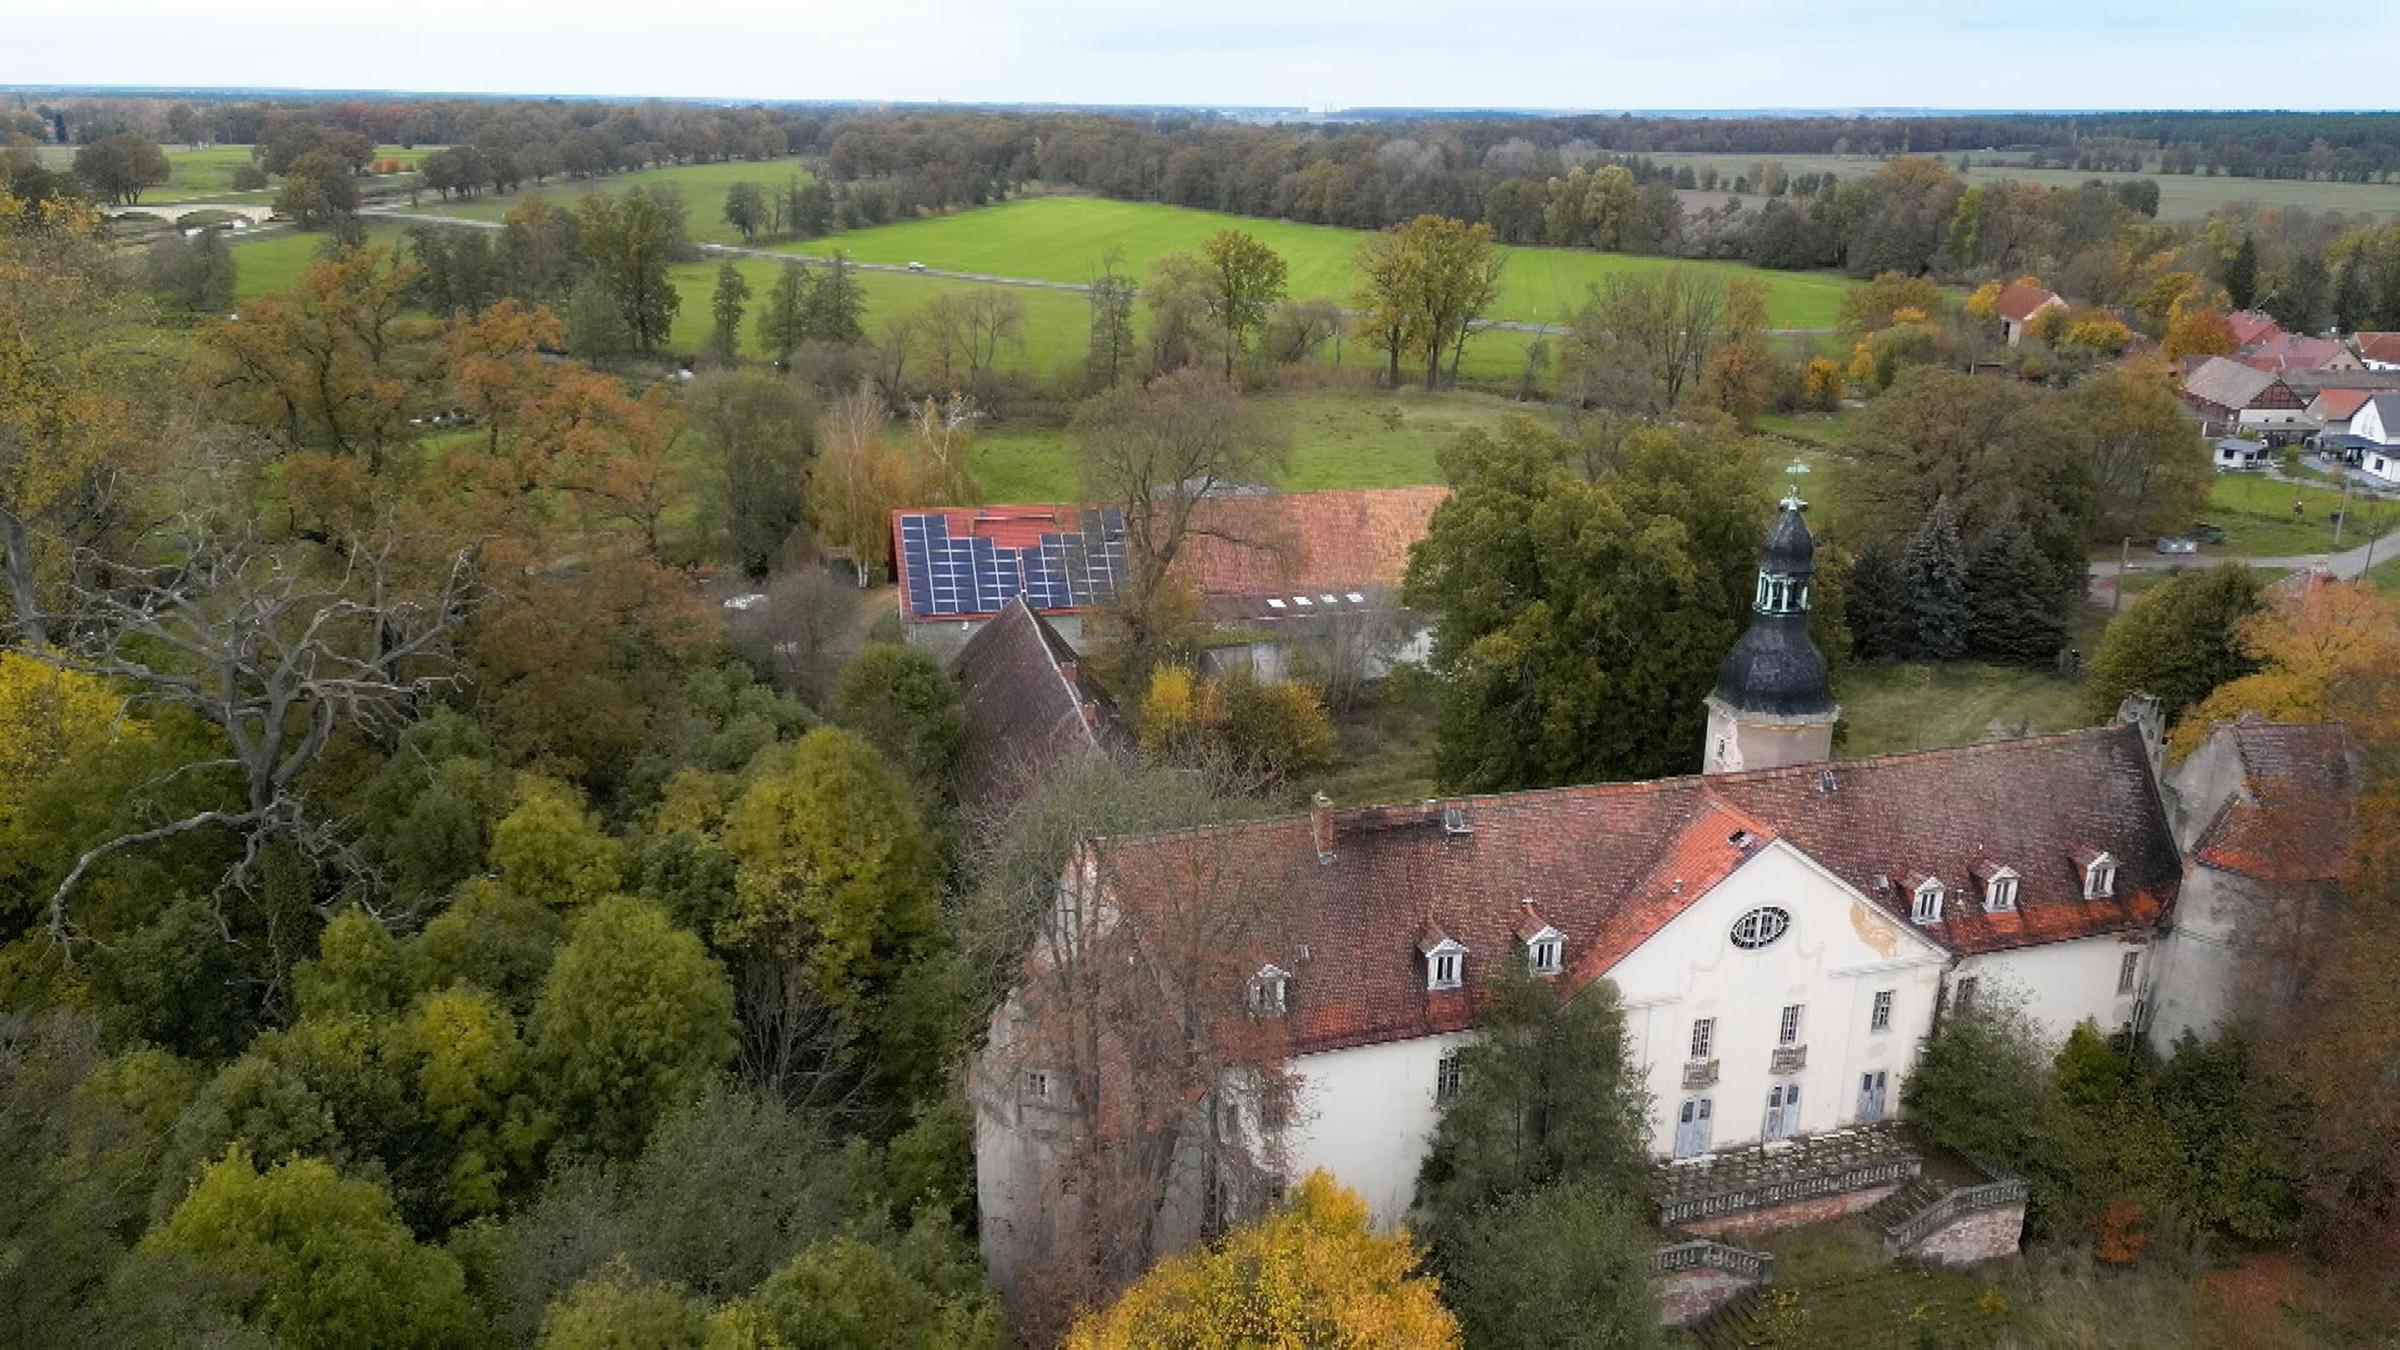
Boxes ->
[1834,660,2092,759]
[777,195,1852,330]
[418,160,814,245]
[1653,151,2400,222]
[970,387,1534,505]
[2198,473,2396,557]
[39,143,434,204]
[228,227,407,299]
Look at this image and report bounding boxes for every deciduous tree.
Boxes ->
[71,133,169,206]
[1198,228,1287,379]
[2085,565,2267,722]
[1064,1173,1460,1350]
[707,261,750,366]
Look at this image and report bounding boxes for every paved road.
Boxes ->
[2089,526,2400,604]
[364,208,1836,336]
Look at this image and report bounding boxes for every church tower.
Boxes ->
[1704,495,1838,775]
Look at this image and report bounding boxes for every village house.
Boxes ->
[2354,332,2400,372]
[2349,393,2400,484]
[890,486,1444,678]
[2181,355,2310,439]
[1992,280,2065,347]
[970,503,2348,1305]
[2234,332,2358,375]
[2224,310,2285,349]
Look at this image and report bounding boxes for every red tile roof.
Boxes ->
[2355,332,2400,365]
[1092,726,2182,1057]
[1994,282,2063,324]
[2192,718,2355,883]
[2236,334,2349,373]
[1173,487,1448,600]
[2312,387,2377,421]
[2225,311,2286,347]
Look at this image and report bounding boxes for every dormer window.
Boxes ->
[1248,964,1290,1016]
[1423,939,1466,991]
[2084,854,2117,899]
[1524,927,1564,976]
[1912,878,1945,925]
[1981,867,2019,913]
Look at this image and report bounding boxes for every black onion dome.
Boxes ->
[1713,614,1836,716]
[1759,500,1815,577]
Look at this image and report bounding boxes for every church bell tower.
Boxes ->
[1704,495,1838,775]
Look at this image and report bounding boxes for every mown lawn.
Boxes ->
[229,226,407,299]
[39,143,434,204]
[2198,472,2394,558]
[419,160,815,244]
[1834,660,2092,760]
[971,387,1533,506]
[777,195,1853,330]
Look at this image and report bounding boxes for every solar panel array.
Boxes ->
[897,509,1128,618]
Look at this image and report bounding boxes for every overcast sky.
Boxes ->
[8,0,2393,112]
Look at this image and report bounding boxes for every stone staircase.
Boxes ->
[1861,1174,1946,1231]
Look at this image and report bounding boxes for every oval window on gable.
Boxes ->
[1730,907,1790,950]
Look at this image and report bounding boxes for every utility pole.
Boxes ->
[2332,471,2353,548]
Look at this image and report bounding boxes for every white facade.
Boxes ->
[1270,842,1951,1230]
[1950,933,2147,1043]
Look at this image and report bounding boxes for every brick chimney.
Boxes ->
[1311,792,1336,864]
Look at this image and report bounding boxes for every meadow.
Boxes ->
[39,142,435,204]
[775,195,1854,330]
[417,159,815,245]
[1653,151,2400,222]
[970,387,1534,505]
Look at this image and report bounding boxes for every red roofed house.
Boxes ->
[969,504,2350,1301]
[2234,332,2359,374]
[891,487,1446,677]
[2224,310,2285,348]
[2181,355,2310,438]
[1993,280,2066,347]
[2351,331,2400,371]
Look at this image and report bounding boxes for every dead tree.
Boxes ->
[42,519,470,953]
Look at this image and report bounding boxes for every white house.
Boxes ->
[1993,281,2066,348]
[972,505,2222,1293]
[2352,394,2400,484]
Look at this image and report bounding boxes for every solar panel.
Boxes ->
[894,509,1127,618]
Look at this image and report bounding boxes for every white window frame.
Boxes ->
[2117,950,2139,995]
[1912,880,1945,924]
[2085,855,2118,899]
[1249,964,1289,1016]
[1689,1017,1716,1062]
[1983,870,2018,913]
[1026,1069,1050,1100]
[1524,926,1564,976]
[1870,989,1894,1033]
[1778,1004,1804,1047]
[1435,1052,1462,1104]
[1425,940,1466,992]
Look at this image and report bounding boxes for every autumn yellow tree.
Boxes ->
[0,651,139,849]
[2171,580,2400,756]
[1064,1172,1461,1350]
[0,195,141,647]
[810,381,918,587]
[2163,305,2238,362]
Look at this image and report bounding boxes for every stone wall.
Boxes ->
[1659,1265,1758,1326]
[1904,1202,2026,1266]
[1677,1181,1901,1240]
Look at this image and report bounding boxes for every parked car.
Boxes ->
[2190,523,2227,544]
[907,261,927,272]
[2155,536,2199,555]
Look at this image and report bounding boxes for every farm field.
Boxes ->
[777,195,1853,330]
[39,142,435,203]
[970,387,1535,505]
[230,225,404,299]
[1652,151,2400,222]
[417,159,814,244]
[664,253,1542,383]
